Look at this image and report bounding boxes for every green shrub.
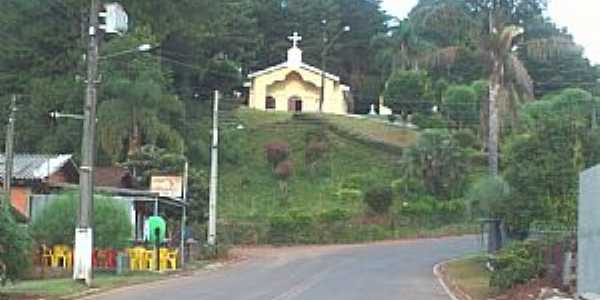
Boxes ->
[401,129,470,199]
[30,191,132,249]
[391,177,426,201]
[398,197,466,226]
[412,113,447,129]
[452,129,479,149]
[388,114,398,123]
[318,208,351,223]
[342,173,378,190]
[335,188,362,202]
[384,70,431,116]
[221,129,247,164]
[489,241,545,290]
[400,197,436,217]
[363,186,393,214]
[437,199,467,223]
[0,196,32,285]
[466,176,511,219]
[268,210,316,244]
[444,85,479,128]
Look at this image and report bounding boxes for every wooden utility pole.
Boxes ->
[207,91,219,246]
[74,0,100,286]
[3,95,17,202]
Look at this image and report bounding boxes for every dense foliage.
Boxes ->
[401,130,472,200]
[466,176,511,219]
[489,240,545,290]
[0,194,32,285]
[30,192,133,249]
[363,185,393,215]
[383,70,431,117]
[500,89,600,236]
[444,85,479,129]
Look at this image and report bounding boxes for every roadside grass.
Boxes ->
[0,261,211,299]
[0,271,162,298]
[444,256,499,300]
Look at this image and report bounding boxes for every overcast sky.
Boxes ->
[381,0,600,65]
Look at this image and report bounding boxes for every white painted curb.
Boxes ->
[433,259,463,300]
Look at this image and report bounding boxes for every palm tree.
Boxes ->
[372,19,431,76]
[419,10,578,176]
[486,24,529,176]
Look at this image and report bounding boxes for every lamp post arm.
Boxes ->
[322,28,348,57]
[99,44,157,60]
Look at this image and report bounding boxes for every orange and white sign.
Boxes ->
[150,176,183,198]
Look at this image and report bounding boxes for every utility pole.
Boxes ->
[207,91,219,246]
[74,0,100,286]
[591,98,597,130]
[3,95,17,202]
[319,20,327,114]
[180,160,188,266]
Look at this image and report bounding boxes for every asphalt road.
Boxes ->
[88,236,480,300]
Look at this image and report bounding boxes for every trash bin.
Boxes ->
[480,218,503,253]
[116,253,129,275]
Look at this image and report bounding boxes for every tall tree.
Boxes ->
[413,0,580,175]
[98,27,184,162]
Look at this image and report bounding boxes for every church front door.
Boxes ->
[288,97,302,112]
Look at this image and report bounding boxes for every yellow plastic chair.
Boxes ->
[144,250,155,270]
[158,248,170,270]
[65,247,73,269]
[41,245,53,267]
[127,247,145,271]
[165,249,178,271]
[52,245,70,268]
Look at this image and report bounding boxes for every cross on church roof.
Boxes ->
[288,32,302,48]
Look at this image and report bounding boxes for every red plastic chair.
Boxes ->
[106,249,117,269]
[92,249,99,267]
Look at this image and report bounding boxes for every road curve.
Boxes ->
[87,236,480,300]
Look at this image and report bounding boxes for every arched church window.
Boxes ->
[266,96,276,109]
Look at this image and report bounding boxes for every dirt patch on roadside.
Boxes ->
[494,279,554,300]
[231,235,475,261]
[1,294,51,300]
[230,243,362,265]
[438,259,561,300]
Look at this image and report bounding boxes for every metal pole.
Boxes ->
[319,24,327,114]
[3,95,16,202]
[207,91,219,246]
[181,206,186,266]
[180,160,188,266]
[154,198,158,216]
[74,0,99,286]
[592,100,597,130]
[320,55,326,114]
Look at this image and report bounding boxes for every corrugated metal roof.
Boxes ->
[0,154,73,180]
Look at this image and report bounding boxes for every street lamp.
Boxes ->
[49,44,157,123]
[319,22,350,113]
[99,43,155,60]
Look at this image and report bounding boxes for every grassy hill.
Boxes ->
[218,109,418,221]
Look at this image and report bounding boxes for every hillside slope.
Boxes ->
[218,109,418,221]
